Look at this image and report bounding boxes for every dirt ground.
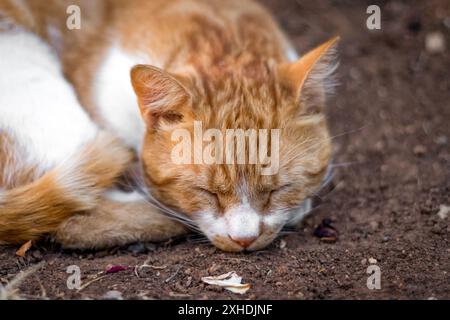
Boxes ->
[0,0,449,300]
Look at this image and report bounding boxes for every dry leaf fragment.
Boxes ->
[201,271,250,294]
[15,240,33,257]
[105,265,129,274]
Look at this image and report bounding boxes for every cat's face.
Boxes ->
[131,38,338,252]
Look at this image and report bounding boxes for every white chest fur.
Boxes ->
[93,45,150,151]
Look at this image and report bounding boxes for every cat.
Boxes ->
[0,0,338,252]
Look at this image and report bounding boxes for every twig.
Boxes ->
[0,261,45,300]
[165,265,183,283]
[134,258,168,278]
[77,275,107,292]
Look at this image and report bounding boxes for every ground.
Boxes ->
[0,0,449,300]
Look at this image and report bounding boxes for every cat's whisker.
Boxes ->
[282,125,370,165]
[279,230,298,235]
[188,237,211,244]
[316,179,345,203]
[125,168,203,233]
[329,161,360,168]
[142,192,202,232]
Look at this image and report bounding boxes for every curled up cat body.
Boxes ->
[0,0,338,252]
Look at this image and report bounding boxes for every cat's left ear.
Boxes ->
[279,36,339,115]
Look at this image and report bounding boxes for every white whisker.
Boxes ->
[127,167,203,233]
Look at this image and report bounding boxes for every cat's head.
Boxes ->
[130,37,338,252]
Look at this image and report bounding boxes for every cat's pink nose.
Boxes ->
[229,235,258,248]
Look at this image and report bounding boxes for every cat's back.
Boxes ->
[110,0,291,63]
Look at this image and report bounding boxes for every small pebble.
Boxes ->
[437,204,450,220]
[413,145,427,156]
[314,219,339,243]
[425,32,446,53]
[207,263,221,274]
[368,257,377,264]
[431,225,442,235]
[31,250,43,260]
[185,276,193,287]
[435,135,447,145]
[369,221,379,230]
[103,290,123,300]
[445,17,450,29]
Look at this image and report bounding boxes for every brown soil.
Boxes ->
[0,0,449,300]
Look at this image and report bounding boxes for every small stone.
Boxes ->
[435,135,447,145]
[207,263,221,274]
[369,221,379,230]
[444,17,450,29]
[437,204,450,220]
[103,290,123,300]
[185,276,193,287]
[431,225,442,235]
[314,219,338,243]
[361,258,367,265]
[413,145,427,156]
[425,32,446,54]
[279,239,287,249]
[31,250,43,260]
[368,257,377,264]
[382,236,391,242]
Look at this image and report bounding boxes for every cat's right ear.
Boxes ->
[130,64,191,128]
[279,36,339,115]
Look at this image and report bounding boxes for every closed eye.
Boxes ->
[269,184,292,196]
[196,187,219,204]
[264,184,293,207]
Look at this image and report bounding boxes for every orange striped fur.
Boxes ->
[0,0,338,251]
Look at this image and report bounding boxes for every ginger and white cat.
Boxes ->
[0,0,337,252]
